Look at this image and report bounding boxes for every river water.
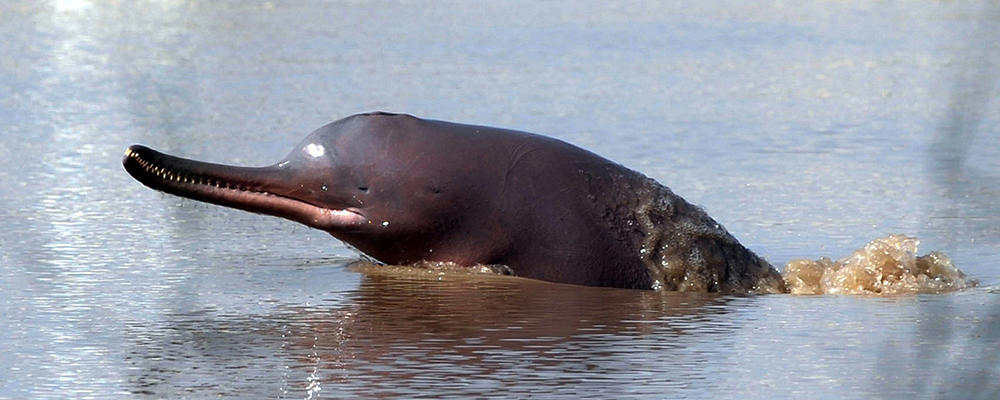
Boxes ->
[1,1,998,399]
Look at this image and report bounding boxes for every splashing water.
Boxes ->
[782,234,976,295]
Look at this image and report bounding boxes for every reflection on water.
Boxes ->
[308,275,736,398]
[2,0,1000,399]
[125,270,738,398]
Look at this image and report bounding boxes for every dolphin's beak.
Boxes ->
[123,145,366,229]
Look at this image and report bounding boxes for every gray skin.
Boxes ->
[123,112,786,292]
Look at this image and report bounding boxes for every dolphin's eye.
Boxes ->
[358,186,369,192]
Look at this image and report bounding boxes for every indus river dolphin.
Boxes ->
[123,112,786,293]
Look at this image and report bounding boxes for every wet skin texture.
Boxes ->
[123,112,785,292]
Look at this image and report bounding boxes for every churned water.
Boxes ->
[1,1,998,399]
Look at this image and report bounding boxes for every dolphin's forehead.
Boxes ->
[286,132,332,162]
[288,113,464,175]
[283,121,394,179]
[287,121,350,160]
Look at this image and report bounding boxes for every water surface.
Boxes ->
[1,1,998,399]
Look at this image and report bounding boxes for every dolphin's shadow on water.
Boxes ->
[123,269,741,397]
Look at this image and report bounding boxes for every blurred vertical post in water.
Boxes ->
[930,2,1000,175]
[911,1,1000,398]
